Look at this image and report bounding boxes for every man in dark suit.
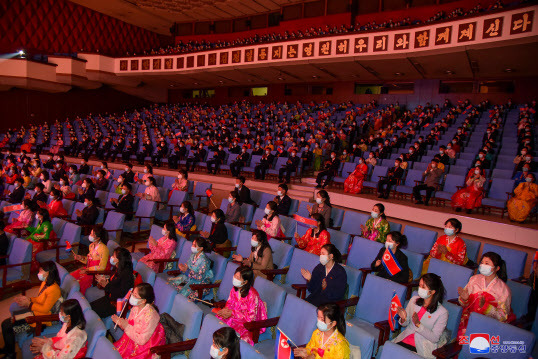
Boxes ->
[316,151,340,189]
[52,161,66,181]
[121,163,136,183]
[233,176,254,205]
[274,183,292,216]
[29,183,48,207]
[207,145,226,175]
[122,136,139,162]
[278,149,300,183]
[137,139,153,165]
[78,159,90,175]
[254,148,274,180]
[111,182,135,220]
[8,179,25,204]
[152,139,168,167]
[168,141,187,170]
[230,147,250,177]
[377,158,405,199]
[186,143,206,172]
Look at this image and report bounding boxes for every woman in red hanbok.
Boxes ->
[344,159,368,194]
[451,166,486,212]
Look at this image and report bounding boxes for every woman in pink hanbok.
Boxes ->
[5,199,36,235]
[139,222,177,272]
[457,252,514,337]
[112,283,165,359]
[215,266,268,345]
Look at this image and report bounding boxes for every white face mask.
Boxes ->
[316,197,322,204]
[479,264,494,277]
[385,242,394,250]
[235,183,240,188]
[474,169,480,175]
[110,257,118,266]
[144,169,148,173]
[210,216,216,223]
[418,287,431,299]
[228,197,234,203]
[319,255,329,266]
[129,296,142,306]
[232,277,244,288]
[251,240,259,247]
[88,235,96,243]
[371,211,379,219]
[81,183,87,188]
[210,345,224,359]
[162,229,168,236]
[264,208,271,215]
[277,191,282,196]
[37,273,46,281]
[179,207,186,214]
[191,246,199,254]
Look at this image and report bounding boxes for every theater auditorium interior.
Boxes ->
[0,0,537,358]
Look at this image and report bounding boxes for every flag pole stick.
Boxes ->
[114,290,132,330]
[192,297,215,306]
[277,327,298,348]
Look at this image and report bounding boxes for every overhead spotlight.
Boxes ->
[277,76,284,81]
[312,75,318,79]
[504,68,514,73]
[444,70,454,75]
[394,72,404,76]
[18,50,25,58]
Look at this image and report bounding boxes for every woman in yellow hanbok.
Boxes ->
[507,174,538,222]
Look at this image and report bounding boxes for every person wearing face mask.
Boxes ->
[200,209,231,255]
[307,190,332,228]
[413,159,444,206]
[172,200,196,236]
[0,261,62,358]
[254,147,275,180]
[152,139,169,167]
[370,231,410,284]
[294,303,350,359]
[94,169,109,191]
[26,208,57,271]
[75,195,99,226]
[457,252,512,337]
[114,175,126,194]
[225,191,241,223]
[278,149,300,184]
[71,227,110,294]
[365,151,377,167]
[300,244,346,307]
[40,170,53,194]
[186,143,206,172]
[233,176,254,205]
[215,266,268,344]
[112,283,166,357]
[392,273,448,357]
[29,299,88,359]
[377,158,404,199]
[136,138,154,165]
[77,178,95,203]
[315,151,340,189]
[295,213,331,256]
[168,237,214,300]
[451,166,485,213]
[513,163,533,186]
[209,327,241,359]
[207,144,226,175]
[5,199,36,235]
[344,157,368,194]
[422,218,468,275]
[139,222,178,272]
[361,203,391,243]
[121,163,135,183]
[28,183,48,208]
[38,188,68,219]
[137,176,161,202]
[233,230,274,279]
[169,169,189,200]
[6,178,25,204]
[255,201,284,239]
[110,182,135,220]
[273,183,292,216]
[507,173,538,222]
[78,158,90,175]
[55,174,75,200]
[229,146,250,177]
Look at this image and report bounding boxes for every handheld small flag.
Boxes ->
[388,291,403,331]
[382,247,402,276]
[115,288,133,328]
[292,214,317,227]
[533,251,538,263]
[3,204,23,213]
[134,173,139,182]
[275,328,296,359]
[65,241,72,253]
[205,189,213,198]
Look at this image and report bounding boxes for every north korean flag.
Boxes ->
[382,247,402,276]
[275,329,294,359]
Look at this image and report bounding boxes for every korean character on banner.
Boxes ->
[287,45,298,58]
[394,33,409,50]
[303,43,314,57]
[258,47,268,61]
[319,41,331,55]
[354,37,368,53]
[415,30,429,48]
[483,17,503,38]
[272,46,282,59]
[458,22,476,42]
[244,49,254,62]
[374,35,387,51]
[435,26,451,45]
[232,50,241,63]
[511,11,534,34]
[336,39,349,54]
[219,52,228,64]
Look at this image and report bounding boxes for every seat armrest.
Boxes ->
[334,297,360,311]
[260,268,289,282]
[244,317,280,344]
[26,314,60,336]
[189,282,221,299]
[291,283,308,299]
[374,320,391,346]
[150,339,198,359]
[512,276,527,284]
[213,246,237,255]
[137,248,151,255]
[86,269,115,276]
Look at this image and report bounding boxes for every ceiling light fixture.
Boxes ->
[504,68,514,73]
[444,70,454,75]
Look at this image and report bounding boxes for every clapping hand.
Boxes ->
[293,348,308,358]
[396,306,407,322]
[301,268,311,281]
[178,263,187,272]
[412,312,420,326]
[30,337,48,354]
[457,286,469,301]
[218,308,233,319]
[199,231,209,238]
[255,220,263,228]
[437,244,448,255]
[306,205,312,215]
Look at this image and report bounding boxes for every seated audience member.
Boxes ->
[20,168,32,189]
[423,218,468,274]
[5,199,35,234]
[377,158,404,199]
[344,157,368,194]
[232,230,274,279]
[393,273,448,357]
[210,327,241,359]
[233,176,255,205]
[274,183,292,216]
[451,165,486,213]
[39,188,68,219]
[28,183,48,207]
[110,182,135,220]
[207,144,226,175]
[225,191,241,223]
[507,174,538,222]
[173,200,196,236]
[6,178,25,204]
[79,159,90,175]
[1,261,62,357]
[186,142,206,172]
[371,231,410,284]
[230,146,250,177]
[29,299,88,359]
[67,165,79,185]
[26,208,57,271]
[58,175,75,200]
[112,283,165,357]
[307,189,332,228]
[0,222,7,265]
[361,203,390,243]
[215,266,268,345]
[137,176,161,202]
[256,201,283,238]
[113,175,125,195]
[413,159,444,206]
[75,196,99,226]
[139,221,177,272]
[90,247,135,318]
[200,209,230,255]
[138,164,154,184]
[71,227,110,294]
[278,148,300,184]
[295,213,331,255]
[94,169,109,191]
[301,244,347,306]
[457,252,513,336]
[168,237,214,300]
[254,147,275,180]
[526,252,538,319]
[315,151,340,189]
[121,163,136,183]
[77,178,95,203]
[293,303,350,359]
[169,169,188,199]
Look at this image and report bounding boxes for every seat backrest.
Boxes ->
[482,243,527,279]
[240,203,255,222]
[355,275,407,325]
[217,261,240,301]
[341,211,370,236]
[400,249,425,281]
[61,199,76,216]
[55,262,69,284]
[90,336,122,359]
[224,223,242,246]
[326,229,351,255]
[460,313,535,359]
[162,176,176,189]
[253,276,287,319]
[403,169,423,186]
[168,291,204,340]
[193,211,207,230]
[235,231,253,259]
[296,201,310,218]
[507,280,532,319]
[190,314,228,357]
[428,258,473,299]
[380,341,423,359]
[193,182,212,196]
[444,300,463,342]
[487,178,515,200]
[104,211,126,242]
[104,192,120,210]
[346,238,383,271]
[370,165,388,180]
[206,252,227,283]
[61,274,80,297]
[330,207,345,228]
[403,225,437,254]
[95,190,108,207]
[239,340,265,359]
[277,294,318,347]
[462,238,481,263]
[387,220,402,232]
[346,321,377,359]
[84,310,107,357]
[71,202,86,221]
[67,291,91,313]
[258,193,275,210]
[342,265,362,298]
[285,248,319,286]
[134,261,156,285]
[61,222,82,246]
[269,238,294,269]
[149,224,163,240]
[442,174,465,193]
[51,218,67,238]
[135,199,157,218]
[153,276,177,314]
